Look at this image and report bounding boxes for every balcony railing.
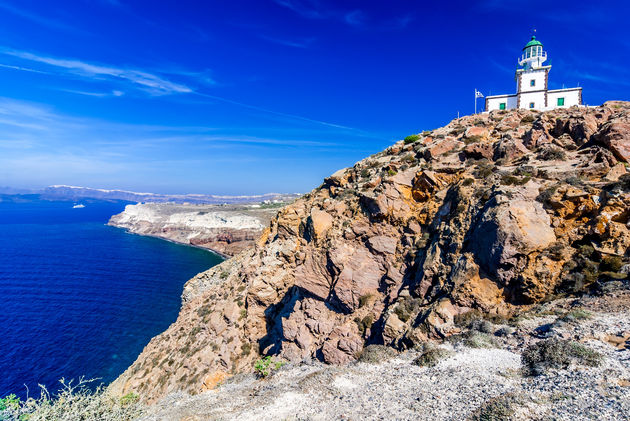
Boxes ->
[518,51,547,66]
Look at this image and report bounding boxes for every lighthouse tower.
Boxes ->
[515,36,550,110]
[485,35,582,112]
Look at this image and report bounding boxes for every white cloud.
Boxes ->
[1,48,192,95]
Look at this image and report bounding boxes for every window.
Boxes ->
[499,103,506,110]
[530,80,536,87]
[529,102,535,109]
[557,97,565,106]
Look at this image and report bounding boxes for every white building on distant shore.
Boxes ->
[485,36,582,112]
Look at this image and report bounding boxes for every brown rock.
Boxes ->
[294,251,333,300]
[308,208,333,240]
[321,326,363,364]
[470,194,556,284]
[424,138,463,160]
[331,244,383,311]
[110,102,630,404]
[494,137,529,161]
[595,121,630,162]
[465,126,489,139]
[463,142,494,160]
[604,163,628,182]
[412,170,445,202]
[367,235,398,255]
[201,371,229,391]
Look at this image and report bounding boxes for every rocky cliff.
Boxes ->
[110,102,630,402]
[109,203,286,257]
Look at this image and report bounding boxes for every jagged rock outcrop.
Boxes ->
[110,102,630,402]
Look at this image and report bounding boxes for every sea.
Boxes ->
[0,195,223,399]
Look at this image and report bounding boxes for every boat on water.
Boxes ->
[72,204,85,209]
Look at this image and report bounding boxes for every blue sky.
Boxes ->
[0,0,628,194]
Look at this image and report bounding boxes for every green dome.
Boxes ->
[523,36,543,50]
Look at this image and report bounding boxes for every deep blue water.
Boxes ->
[0,196,223,398]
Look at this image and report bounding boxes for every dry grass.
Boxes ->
[0,378,144,421]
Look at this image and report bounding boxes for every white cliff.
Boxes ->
[109,202,286,257]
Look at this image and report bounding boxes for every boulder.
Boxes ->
[330,244,383,311]
[367,235,398,255]
[424,138,463,160]
[464,126,489,140]
[470,194,556,285]
[595,121,630,163]
[463,142,494,160]
[308,208,333,240]
[494,137,529,161]
[321,326,363,364]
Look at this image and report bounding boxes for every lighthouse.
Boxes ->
[485,36,582,112]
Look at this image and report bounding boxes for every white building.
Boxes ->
[485,36,582,112]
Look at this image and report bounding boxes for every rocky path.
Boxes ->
[139,291,630,421]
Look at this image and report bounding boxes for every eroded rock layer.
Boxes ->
[111,102,630,402]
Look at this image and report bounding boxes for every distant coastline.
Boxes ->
[108,201,289,257]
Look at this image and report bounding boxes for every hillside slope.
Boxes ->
[110,102,630,402]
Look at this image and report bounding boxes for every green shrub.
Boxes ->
[536,185,557,205]
[577,244,595,259]
[537,147,567,161]
[461,331,498,348]
[448,329,498,349]
[357,345,397,364]
[600,256,623,272]
[254,356,284,378]
[403,134,421,144]
[469,393,523,421]
[500,174,530,186]
[462,178,474,186]
[521,339,603,375]
[0,394,20,411]
[565,175,583,186]
[454,309,484,327]
[463,135,483,144]
[474,160,495,178]
[413,343,452,367]
[449,126,467,136]
[561,309,592,322]
[470,319,495,334]
[521,114,536,123]
[354,314,374,336]
[393,296,420,323]
[546,242,565,261]
[119,392,139,406]
[359,293,374,308]
[196,304,213,318]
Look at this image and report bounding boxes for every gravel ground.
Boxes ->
[139,293,630,421]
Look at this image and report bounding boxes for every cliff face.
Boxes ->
[111,102,630,402]
[109,203,284,257]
